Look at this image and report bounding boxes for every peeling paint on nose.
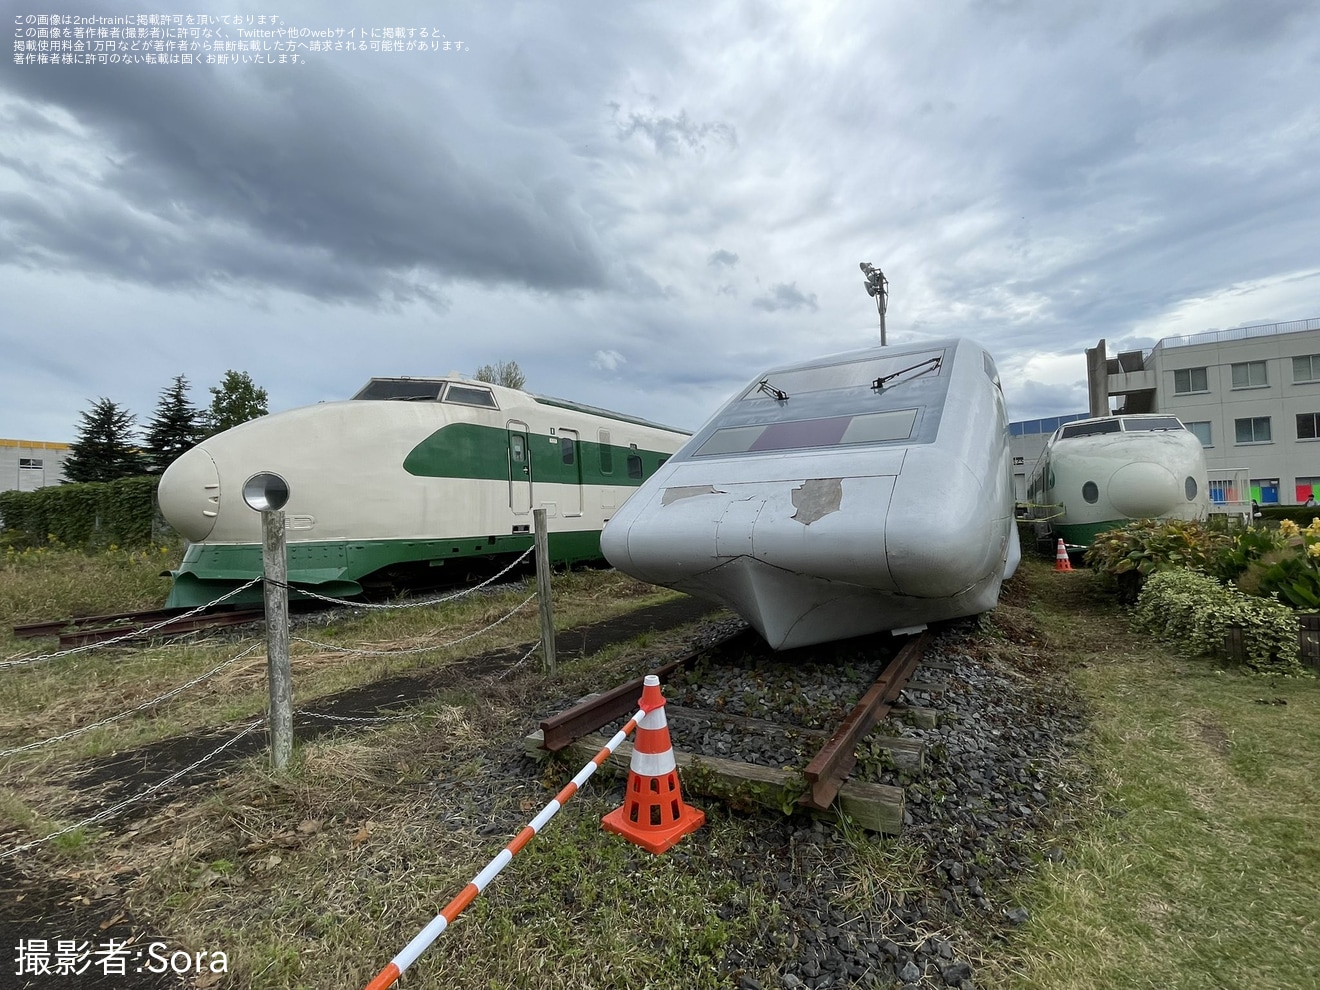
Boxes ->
[791,478,844,525]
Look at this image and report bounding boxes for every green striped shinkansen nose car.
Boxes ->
[156,377,690,609]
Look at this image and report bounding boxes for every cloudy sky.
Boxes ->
[3,0,1319,442]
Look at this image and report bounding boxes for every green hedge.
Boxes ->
[0,476,159,548]
[1132,569,1305,678]
[1260,506,1320,526]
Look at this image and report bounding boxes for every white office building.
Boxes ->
[0,439,70,493]
[1090,317,1320,506]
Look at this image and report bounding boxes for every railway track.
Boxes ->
[12,606,268,648]
[529,626,938,833]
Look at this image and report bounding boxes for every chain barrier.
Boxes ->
[0,577,264,670]
[292,593,537,658]
[0,717,267,861]
[277,547,535,610]
[492,640,542,681]
[0,644,263,759]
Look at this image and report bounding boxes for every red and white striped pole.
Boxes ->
[362,692,664,990]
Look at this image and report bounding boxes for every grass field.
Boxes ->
[1,548,1318,989]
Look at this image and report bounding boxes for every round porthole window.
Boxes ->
[1185,476,1198,500]
[242,472,291,512]
[1082,481,1099,504]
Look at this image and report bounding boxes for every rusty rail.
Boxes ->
[13,607,196,639]
[537,628,750,751]
[55,609,267,648]
[800,631,929,810]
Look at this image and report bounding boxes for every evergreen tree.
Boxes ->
[63,398,147,483]
[474,360,527,390]
[143,375,204,473]
[205,370,269,436]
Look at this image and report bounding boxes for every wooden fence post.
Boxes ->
[533,508,556,676]
[262,509,293,769]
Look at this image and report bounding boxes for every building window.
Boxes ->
[1296,477,1320,504]
[1252,479,1281,505]
[1185,421,1212,446]
[18,458,42,469]
[1235,417,1272,444]
[1173,367,1209,394]
[1298,413,1320,440]
[1230,361,1268,389]
[1294,355,1320,383]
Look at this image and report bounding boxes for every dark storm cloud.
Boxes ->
[610,105,738,157]
[1,10,609,302]
[1134,0,1315,57]
[752,282,819,313]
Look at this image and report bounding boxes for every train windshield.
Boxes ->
[1121,417,1185,432]
[352,379,444,401]
[1058,420,1121,439]
[692,408,918,456]
[738,349,944,401]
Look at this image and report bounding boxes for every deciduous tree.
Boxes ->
[206,370,269,436]
[474,360,527,390]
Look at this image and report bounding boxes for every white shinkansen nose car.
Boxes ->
[1025,414,1210,551]
[601,338,1020,650]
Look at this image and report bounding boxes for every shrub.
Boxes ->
[0,476,158,548]
[1237,518,1320,609]
[1085,519,1233,603]
[1133,569,1305,678]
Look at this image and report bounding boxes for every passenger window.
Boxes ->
[599,430,614,473]
[627,454,643,480]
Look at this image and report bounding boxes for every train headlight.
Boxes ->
[242,472,291,512]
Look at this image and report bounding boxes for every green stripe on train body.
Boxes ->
[401,422,673,485]
[164,529,605,608]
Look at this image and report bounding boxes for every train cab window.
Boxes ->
[693,408,918,456]
[352,379,443,401]
[443,384,498,408]
[1059,420,1121,439]
[739,350,944,402]
[1121,417,1185,432]
[598,430,614,473]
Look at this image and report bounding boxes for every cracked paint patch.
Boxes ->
[791,478,843,525]
[662,485,725,505]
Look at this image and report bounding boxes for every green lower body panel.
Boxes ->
[1055,520,1125,551]
[164,529,605,609]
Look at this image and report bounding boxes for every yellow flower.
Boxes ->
[1307,518,1320,538]
[1281,519,1301,537]
[1307,542,1320,559]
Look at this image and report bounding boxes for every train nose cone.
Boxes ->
[157,447,221,542]
[1107,462,1180,518]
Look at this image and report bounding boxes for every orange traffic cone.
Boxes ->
[602,675,705,854]
[1054,538,1073,571]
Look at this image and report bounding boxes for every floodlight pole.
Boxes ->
[860,262,889,346]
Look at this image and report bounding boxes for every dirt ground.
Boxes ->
[0,595,723,990]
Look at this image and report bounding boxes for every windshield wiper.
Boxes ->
[757,379,789,401]
[872,356,942,390]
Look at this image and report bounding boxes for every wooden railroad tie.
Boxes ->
[524,728,905,835]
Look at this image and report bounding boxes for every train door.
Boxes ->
[558,428,583,516]
[507,421,532,514]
